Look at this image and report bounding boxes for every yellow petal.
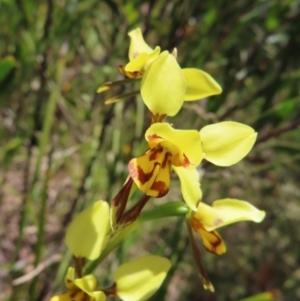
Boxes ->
[195,199,266,232]
[65,201,110,260]
[114,255,171,301]
[74,275,97,293]
[65,267,76,290]
[200,121,257,166]
[74,275,106,301]
[141,51,186,116]
[50,292,72,301]
[196,227,226,255]
[146,123,203,166]
[125,52,149,72]
[128,148,171,197]
[144,46,161,69]
[182,68,222,101]
[173,166,202,211]
[128,28,153,61]
[90,292,106,301]
[125,46,161,72]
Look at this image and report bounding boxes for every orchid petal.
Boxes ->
[200,121,257,166]
[128,148,171,197]
[125,47,161,72]
[141,51,186,116]
[74,276,106,301]
[65,267,76,289]
[183,68,222,101]
[65,201,110,260]
[195,199,266,232]
[197,227,226,255]
[128,28,153,61]
[144,46,161,69]
[114,255,171,301]
[173,166,202,211]
[146,123,203,166]
[125,52,149,72]
[74,275,97,294]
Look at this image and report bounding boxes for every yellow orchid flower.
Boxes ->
[186,199,265,291]
[126,29,222,118]
[51,257,171,301]
[120,28,161,78]
[119,28,161,78]
[129,121,256,210]
[65,201,110,260]
[189,199,266,255]
[128,122,203,210]
[50,267,106,301]
[98,28,222,118]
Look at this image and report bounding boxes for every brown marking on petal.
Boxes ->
[119,195,151,227]
[129,147,172,196]
[214,218,223,227]
[151,180,169,197]
[151,112,167,123]
[111,178,134,223]
[203,231,223,254]
[190,217,223,254]
[162,151,172,168]
[150,160,171,197]
[149,146,164,161]
[183,153,191,167]
[190,216,202,230]
[118,65,143,78]
[147,133,162,140]
[135,162,160,184]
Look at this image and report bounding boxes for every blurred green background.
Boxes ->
[1,0,300,300]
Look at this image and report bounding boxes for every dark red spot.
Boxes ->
[162,152,172,168]
[183,153,191,167]
[151,180,169,197]
[149,146,163,161]
[136,162,160,184]
[148,134,162,140]
[208,232,222,253]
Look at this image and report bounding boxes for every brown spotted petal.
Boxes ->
[128,146,172,198]
[190,216,226,255]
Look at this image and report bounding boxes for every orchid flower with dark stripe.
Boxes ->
[187,199,265,291]
[128,122,203,210]
[128,121,257,211]
[189,199,266,255]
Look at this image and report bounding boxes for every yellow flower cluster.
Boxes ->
[118,29,265,290]
[52,27,266,299]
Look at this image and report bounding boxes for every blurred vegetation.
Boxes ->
[0,0,300,300]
